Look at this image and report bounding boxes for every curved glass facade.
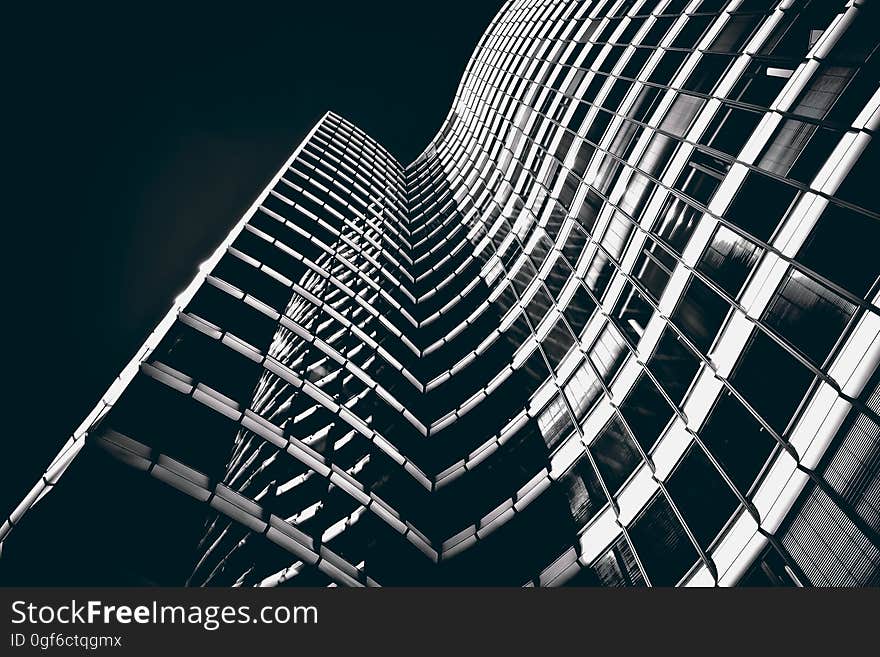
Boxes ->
[3,0,879,587]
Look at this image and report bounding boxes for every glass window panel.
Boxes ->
[590,322,629,385]
[627,84,662,124]
[696,224,761,298]
[574,188,603,235]
[671,275,731,354]
[833,134,878,216]
[647,50,688,86]
[651,194,701,255]
[676,150,726,207]
[758,1,838,60]
[738,543,802,587]
[558,170,581,210]
[790,65,857,120]
[682,53,732,94]
[669,14,712,49]
[591,417,643,494]
[659,93,706,138]
[647,326,701,406]
[701,104,762,158]
[525,285,554,327]
[571,138,596,177]
[543,319,576,370]
[601,211,635,262]
[699,390,777,494]
[538,395,573,451]
[585,107,613,145]
[822,375,880,534]
[618,171,655,221]
[564,360,603,421]
[632,237,676,303]
[762,269,856,366]
[727,61,788,108]
[564,282,598,336]
[620,373,675,452]
[560,453,608,528]
[641,16,675,48]
[725,171,799,242]
[757,119,841,184]
[544,254,572,300]
[666,443,740,548]
[781,483,880,586]
[729,330,815,435]
[584,251,615,299]
[612,280,653,345]
[629,492,700,586]
[708,12,762,53]
[590,535,647,587]
[640,132,677,179]
[797,203,880,297]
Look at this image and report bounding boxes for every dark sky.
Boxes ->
[1,2,502,514]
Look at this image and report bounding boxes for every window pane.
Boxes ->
[659,93,706,138]
[629,492,700,586]
[797,203,880,297]
[738,543,801,587]
[699,391,777,494]
[589,322,629,385]
[790,65,856,120]
[612,280,653,344]
[564,282,598,336]
[696,224,761,298]
[564,360,602,421]
[676,150,726,207]
[757,119,842,184]
[762,269,856,366]
[560,453,608,528]
[725,171,799,242]
[666,443,740,548]
[781,484,880,586]
[647,326,701,406]
[701,104,762,158]
[620,373,675,452]
[833,133,878,215]
[651,194,701,255]
[584,251,615,299]
[822,374,880,533]
[543,319,576,370]
[590,535,646,587]
[671,276,731,354]
[730,330,815,435]
[632,236,677,303]
[538,395,573,450]
[590,418,643,494]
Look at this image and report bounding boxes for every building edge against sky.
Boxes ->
[2,0,879,586]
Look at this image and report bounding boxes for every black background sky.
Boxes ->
[1,2,502,516]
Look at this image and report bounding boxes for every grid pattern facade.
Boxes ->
[3,0,879,587]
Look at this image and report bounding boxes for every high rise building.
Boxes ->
[2,0,879,587]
